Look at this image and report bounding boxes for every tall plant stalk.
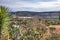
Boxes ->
[0,6,11,40]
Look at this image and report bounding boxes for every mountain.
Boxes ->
[10,11,60,19]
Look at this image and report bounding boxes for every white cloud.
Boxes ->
[57,0,60,1]
[0,0,60,12]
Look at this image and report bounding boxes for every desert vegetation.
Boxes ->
[0,6,11,40]
[45,19,60,26]
[0,6,60,40]
[11,17,60,40]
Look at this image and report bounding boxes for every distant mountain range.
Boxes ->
[10,11,60,19]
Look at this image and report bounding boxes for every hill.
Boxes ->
[10,11,60,19]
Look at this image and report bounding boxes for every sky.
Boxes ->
[0,0,60,12]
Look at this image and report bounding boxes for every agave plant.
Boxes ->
[0,6,11,40]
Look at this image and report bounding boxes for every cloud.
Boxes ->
[0,0,60,12]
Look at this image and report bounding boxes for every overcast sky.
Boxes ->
[0,0,60,12]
